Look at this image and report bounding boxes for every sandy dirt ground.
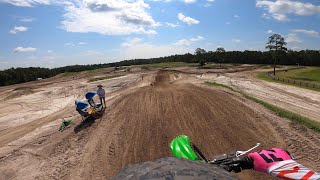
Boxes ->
[188,68,320,122]
[0,66,319,180]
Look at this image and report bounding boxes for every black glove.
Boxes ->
[220,156,253,173]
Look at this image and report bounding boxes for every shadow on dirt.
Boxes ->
[74,109,105,133]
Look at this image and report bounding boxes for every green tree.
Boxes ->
[266,34,287,75]
[195,48,206,55]
[216,47,225,53]
[216,47,226,67]
[195,48,207,66]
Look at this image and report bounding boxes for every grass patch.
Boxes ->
[59,119,74,131]
[205,81,234,91]
[256,70,320,92]
[201,63,241,69]
[85,67,114,75]
[242,94,320,132]
[88,74,124,82]
[58,67,113,78]
[201,64,228,69]
[277,67,320,85]
[60,72,79,77]
[256,71,275,82]
[205,81,320,132]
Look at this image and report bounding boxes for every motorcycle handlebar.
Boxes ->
[209,155,254,173]
[191,144,254,173]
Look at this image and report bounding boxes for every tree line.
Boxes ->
[0,64,109,86]
[1,49,319,86]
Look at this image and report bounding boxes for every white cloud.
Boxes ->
[0,61,9,64]
[175,39,192,46]
[286,33,302,44]
[290,47,301,51]
[164,22,179,28]
[204,3,211,7]
[233,14,240,18]
[190,36,204,41]
[184,0,196,4]
[41,56,56,60]
[9,26,28,34]
[267,29,273,34]
[292,29,319,37]
[13,47,37,53]
[123,43,190,60]
[78,42,88,45]
[0,0,50,7]
[204,0,214,7]
[20,17,35,22]
[148,0,171,2]
[145,30,157,35]
[48,50,53,53]
[61,0,158,35]
[256,0,320,21]
[64,42,89,47]
[81,50,104,56]
[175,35,204,46]
[232,38,241,43]
[226,22,231,25]
[177,13,200,25]
[262,13,271,19]
[121,37,143,47]
[64,42,75,46]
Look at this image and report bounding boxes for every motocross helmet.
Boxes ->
[170,135,198,160]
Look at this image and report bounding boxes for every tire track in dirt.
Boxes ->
[53,71,289,180]
[281,123,320,167]
[34,71,319,180]
[0,108,74,148]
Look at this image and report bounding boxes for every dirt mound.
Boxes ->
[154,70,171,86]
[4,86,37,100]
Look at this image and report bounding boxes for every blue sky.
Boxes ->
[0,0,319,69]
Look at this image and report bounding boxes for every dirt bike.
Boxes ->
[76,91,105,120]
[170,135,260,173]
[87,103,104,119]
[76,102,104,120]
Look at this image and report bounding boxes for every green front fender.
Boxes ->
[170,135,198,161]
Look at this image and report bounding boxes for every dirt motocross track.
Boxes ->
[0,70,319,180]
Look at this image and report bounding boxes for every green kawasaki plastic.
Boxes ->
[170,135,198,160]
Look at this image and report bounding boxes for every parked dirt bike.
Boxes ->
[75,92,105,120]
[170,135,260,173]
[87,104,104,118]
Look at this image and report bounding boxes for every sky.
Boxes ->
[0,0,319,69]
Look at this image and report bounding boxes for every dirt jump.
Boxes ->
[0,70,319,180]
